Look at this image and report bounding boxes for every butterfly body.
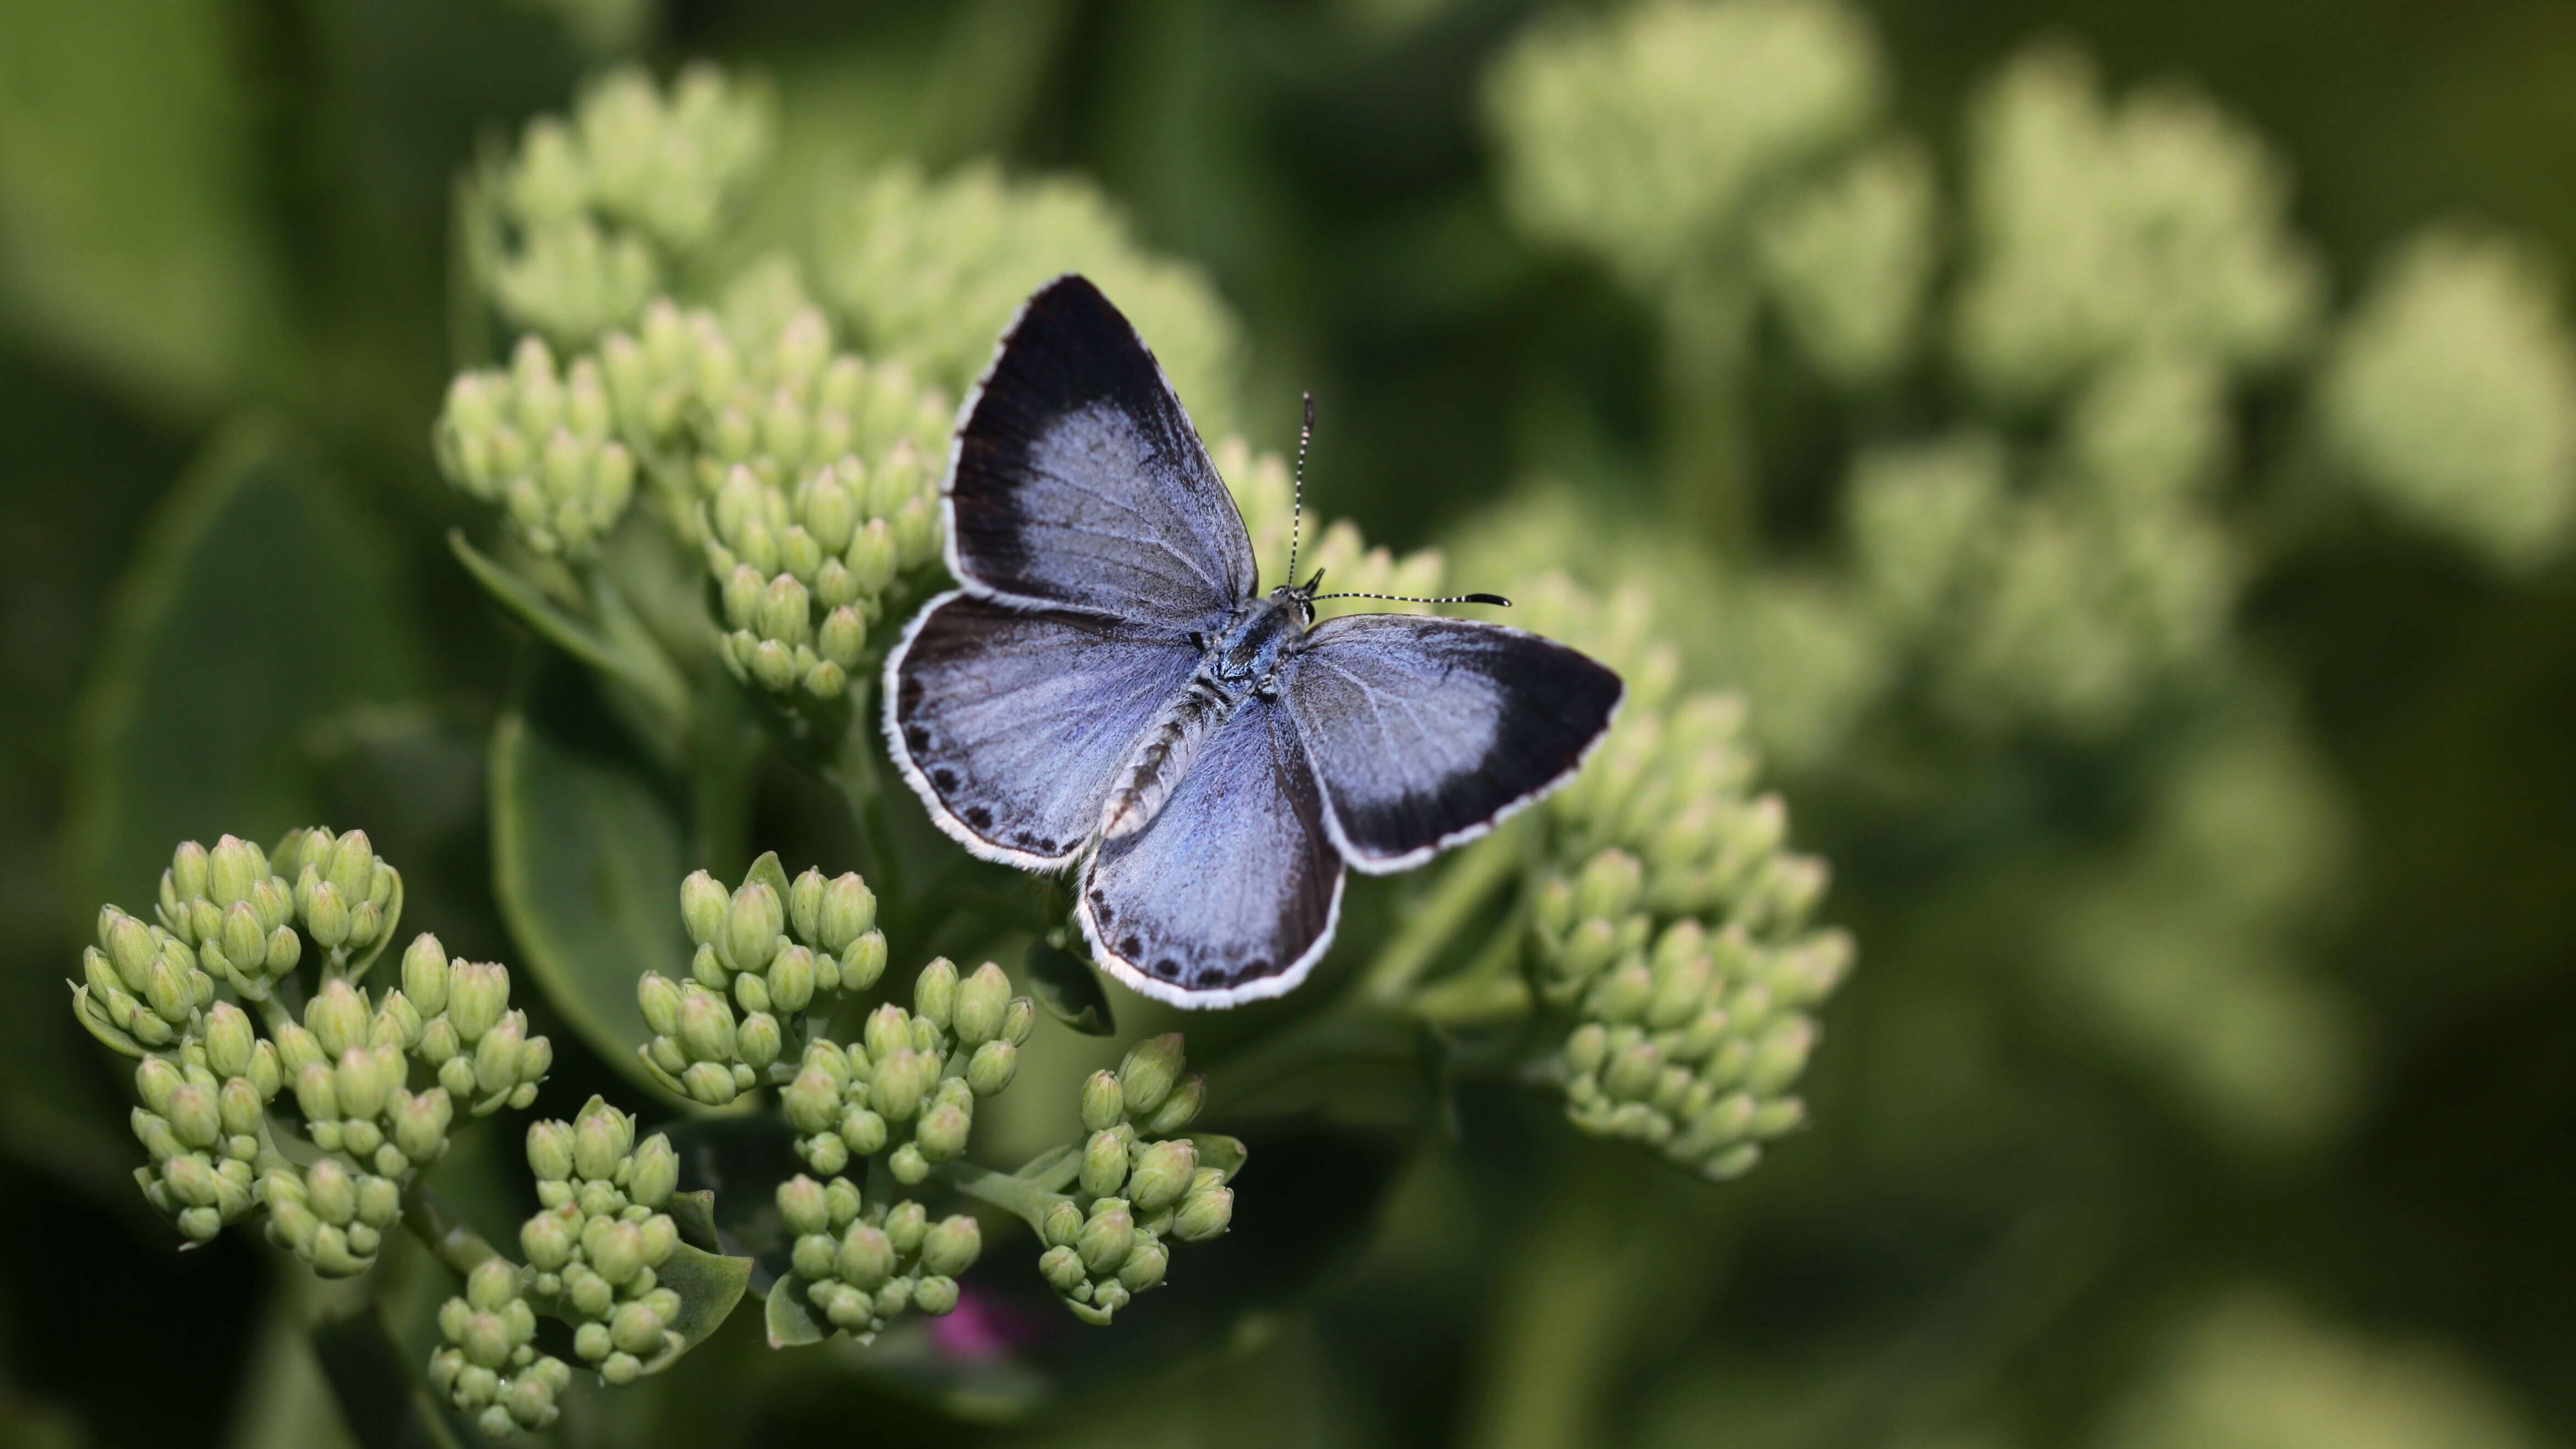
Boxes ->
[885,276,1624,1007]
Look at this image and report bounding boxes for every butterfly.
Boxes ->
[883,275,1624,1008]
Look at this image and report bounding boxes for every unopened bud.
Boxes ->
[1080,1070,1125,1132]
[912,958,957,1031]
[1172,1186,1233,1242]
[679,871,727,946]
[1079,1129,1129,1198]
[1146,1075,1205,1135]
[1117,1035,1185,1116]
[1127,1139,1196,1212]
[840,930,887,991]
[447,961,510,1042]
[966,1040,1018,1097]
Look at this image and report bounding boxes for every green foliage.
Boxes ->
[22,5,2576,1449]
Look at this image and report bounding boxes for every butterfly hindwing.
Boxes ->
[1078,695,1345,1006]
[885,591,1202,869]
[947,275,1257,628]
[1276,614,1624,872]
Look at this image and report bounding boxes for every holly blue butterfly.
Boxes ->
[884,275,1624,1007]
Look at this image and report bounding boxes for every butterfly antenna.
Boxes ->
[1287,392,1313,588]
[1309,590,1514,608]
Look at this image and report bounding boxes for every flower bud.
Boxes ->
[679,871,727,946]
[813,872,877,953]
[167,1082,222,1149]
[1744,1019,1817,1097]
[591,1220,647,1286]
[573,1097,634,1180]
[1172,1185,1233,1242]
[1127,1139,1197,1213]
[141,952,196,1028]
[777,1175,830,1237]
[295,1061,341,1124]
[473,1013,529,1096]
[915,1102,971,1162]
[520,1206,575,1272]
[135,1054,184,1117]
[950,962,1010,1047]
[736,1012,783,1071]
[218,1076,266,1137]
[610,1301,666,1357]
[723,881,784,976]
[169,840,211,903]
[373,992,424,1051]
[447,961,510,1042]
[1117,1035,1185,1117]
[356,1172,402,1227]
[1039,1243,1088,1293]
[299,979,364,1060]
[246,1040,282,1100]
[862,1004,911,1068]
[1117,1237,1169,1292]
[683,1061,739,1104]
[912,958,957,1031]
[1146,1075,1205,1135]
[413,1015,461,1067]
[323,830,375,904]
[637,972,683,1037]
[208,835,261,906]
[1079,1070,1125,1132]
[334,1046,397,1123]
[767,945,816,1015]
[966,1040,1018,1097]
[676,987,735,1064]
[1000,995,1036,1046]
[839,1106,888,1156]
[837,1224,894,1289]
[306,1158,357,1225]
[527,1120,575,1182]
[780,1069,840,1134]
[1079,1129,1130,1198]
[1077,1201,1135,1275]
[840,930,887,991]
[628,1134,677,1207]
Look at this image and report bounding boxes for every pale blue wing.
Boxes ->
[884,591,1201,870]
[947,275,1256,629]
[1077,696,1345,1007]
[1276,614,1624,873]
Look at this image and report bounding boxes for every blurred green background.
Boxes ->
[3,0,2573,1446]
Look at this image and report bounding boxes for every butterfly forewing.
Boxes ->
[886,592,1203,868]
[1277,614,1625,871]
[947,275,1257,626]
[1078,696,1345,1006]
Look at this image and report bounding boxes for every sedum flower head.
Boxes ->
[434,336,637,558]
[640,858,904,1107]
[2315,226,2576,572]
[1485,0,1884,290]
[430,1259,570,1439]
[519,1097,687,1387]
[1951,45,2321,403]
[772,958,1029,1182]
[1038,1035,1236,1324]
[818,160,1244,436]
[1513,579,1850,1181]
[777,1173,982,1343]
[484,63,773,347]
[1752,137,1938,386]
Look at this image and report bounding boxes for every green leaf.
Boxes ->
[66,418,426,929]
[1187,1133,1248,1185]
[490,652,692,1096]
[666,1189,722,1253]
[448,529,686,728]
[763,1272,827,1348]
[1023,937,1115,1036]
[308,1306,472,1449]
[68,986,146,1058]
[0,0,288,409]
[658,1240,754,1354]
[1010,1142,1078,1186]
[742,850,794,908]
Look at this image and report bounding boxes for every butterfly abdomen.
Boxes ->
[1100,676,1234,841]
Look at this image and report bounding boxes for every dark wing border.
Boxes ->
[1286,615,1626,875]
[940,273,1257,619]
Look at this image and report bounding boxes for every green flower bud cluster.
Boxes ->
[818,160,1244,436]
[2315,226,2576,573]
[1483,0,1885,290]
[1505,579,1851,1180]
[776,1173,983,1342]
[775,958,1033,1184]
[431,1259,571,1439]
[1214,436,1447,625]
[639,862,893,1106]
[118,829,400,1011]
[261,936,549,1276]
[1752,138,1937,386]
[1950,44,2320,404]
[518,1098,685,1386]
[484,64,773,347]
[1035,1035,1235,1324]
[705,451,940,700]
[434,335,637,558]
[1845,431,2236,740]
[127,1004,273,1243]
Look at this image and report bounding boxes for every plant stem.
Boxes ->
[1358,819,1529,1007]
[941,1161,1063,1233]
[402,1185,503,1278]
